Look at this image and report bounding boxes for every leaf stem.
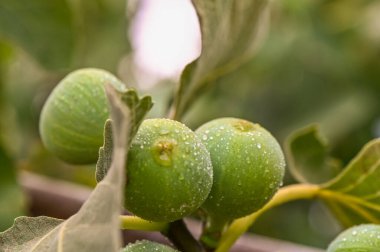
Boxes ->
[216,184,321,252]
[119,215,168,231]
[318,189,380,212]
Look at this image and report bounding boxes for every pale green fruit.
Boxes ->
[125,118,213,222]
[122,240,179,252]
[327,224,380,252]
[196,117,285,221]
[39,68,125,164]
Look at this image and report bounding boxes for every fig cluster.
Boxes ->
[39,69,285,223]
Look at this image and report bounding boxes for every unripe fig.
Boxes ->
[125,118,213,222]
[327,224,380,252]
[122,240,179,252]
[196,117,285,221]
[39,68,125,164]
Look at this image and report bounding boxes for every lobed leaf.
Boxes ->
[285,124,341,184]
[0,84,153,251]
[0,0,75,70]
[171,0,270,119]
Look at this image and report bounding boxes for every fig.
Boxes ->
[125,118,213,222]
[39,68,125,164]
[122,240,179,252]
[196,117,285,221]
[327,224,380,252]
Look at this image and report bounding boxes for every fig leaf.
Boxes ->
[320,139,380,227]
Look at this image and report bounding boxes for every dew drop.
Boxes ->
[160,129,170,135]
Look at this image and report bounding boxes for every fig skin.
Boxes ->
[39,68,125,164]
[327,224,380,252]
[196,117,285,221]
[125,118,213,222]
[122,240,179,252]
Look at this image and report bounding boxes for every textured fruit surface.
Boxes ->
[122,240,178,252]
[125,118,213,222]
[196,117,285,221]
[39,68,125,164]
[327,224,380,252]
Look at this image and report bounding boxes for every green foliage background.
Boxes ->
[0,0,380,249]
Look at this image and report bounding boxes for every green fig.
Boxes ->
[122,240,179,252]
[125,118,213,222]
[327,224,380,252]
[196,117,285,221]
[39,68,125,164]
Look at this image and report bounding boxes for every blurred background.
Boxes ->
[1,0,380,249]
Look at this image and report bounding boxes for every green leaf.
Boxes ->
[286,125,380,227]
[319,139,380,227]
[0,0,75,69]
[285,124,341,184]
[0,145,26,231]
[171,0,270,119]
[323,139,380,193]
[0,84,152,251]
[120,90,153,141]
[95,90,153,182]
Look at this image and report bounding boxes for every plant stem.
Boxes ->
[162,219,206,252]
[200,215,228,251]
[215,184,321,252]
[119,215,168,231]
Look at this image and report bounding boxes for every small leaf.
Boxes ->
[285,124,341,184]
[0,0,75,69]
[95,90,153,182]
[0,83,152,251]
[96,120,113,183]
[171,0,270,119]
[319,139,380,227]
[120,90,153,144]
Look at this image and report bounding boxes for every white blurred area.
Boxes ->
[128,0,201,89]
